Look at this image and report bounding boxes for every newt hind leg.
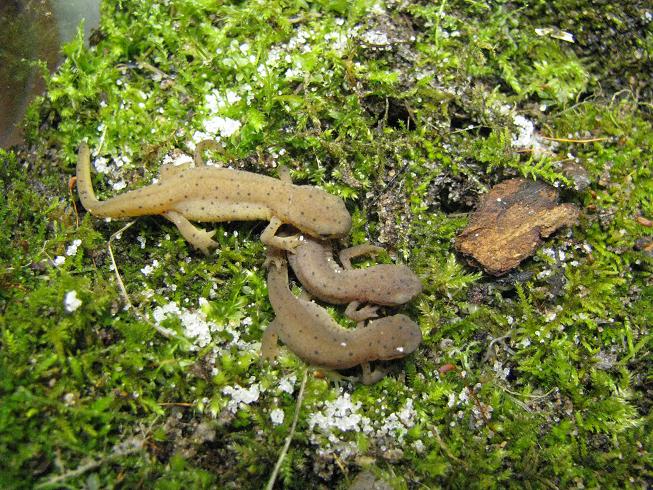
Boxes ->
[360,362,388,384]
[194,140,224,167]
[339,244,385,269]
[163,210,217,254]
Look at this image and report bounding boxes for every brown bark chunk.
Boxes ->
[455,178,579,275]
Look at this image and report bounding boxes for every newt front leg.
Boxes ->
[356,319,388,384]
[260,216,301,252]
[344,301,379,322]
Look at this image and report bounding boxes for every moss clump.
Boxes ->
[1,1,651,488]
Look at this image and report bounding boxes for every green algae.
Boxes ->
[1,1,651,488]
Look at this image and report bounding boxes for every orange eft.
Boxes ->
[262,248,422,384]
[76,142,351,254]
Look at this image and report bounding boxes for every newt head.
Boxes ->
[373,265,423,305]
[287,185,352,239]
[367,314,422,360]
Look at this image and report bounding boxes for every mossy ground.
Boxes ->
[1,0,651,488]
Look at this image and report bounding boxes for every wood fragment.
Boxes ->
[455,178,579,275]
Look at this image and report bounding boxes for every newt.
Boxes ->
[75,142,352,254]
[262,248,422,384]
[287,235,422,320]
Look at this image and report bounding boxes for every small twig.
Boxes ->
[382,96,390,129]
[505,393,533,413]
[333,454,349,480]
[96,126,107,155]
[431,425,467,468]
[500,385,558,413]
[35,438,145,488]
[450,124,481,134]
[610,88,635,106]
[468,388,492,425]
[501,386,557,399]
[540,135,608,143]
[108,221,136,311]
[266,368,308,490]
[159,402,195,407]
[106,222,182,339]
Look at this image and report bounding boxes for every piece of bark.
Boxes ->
[455,178,579,275]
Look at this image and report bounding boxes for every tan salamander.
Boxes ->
[287,236,422,320]
[76,142,351,254]
[262,248,422,384]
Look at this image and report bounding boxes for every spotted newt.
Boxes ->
[287,235,422,320]
[262,248,422,384]
[76,141,351,254]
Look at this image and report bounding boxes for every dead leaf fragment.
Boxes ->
[636,216,652,227]
[455,178,579,275]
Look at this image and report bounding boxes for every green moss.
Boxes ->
[1,0,651,488]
